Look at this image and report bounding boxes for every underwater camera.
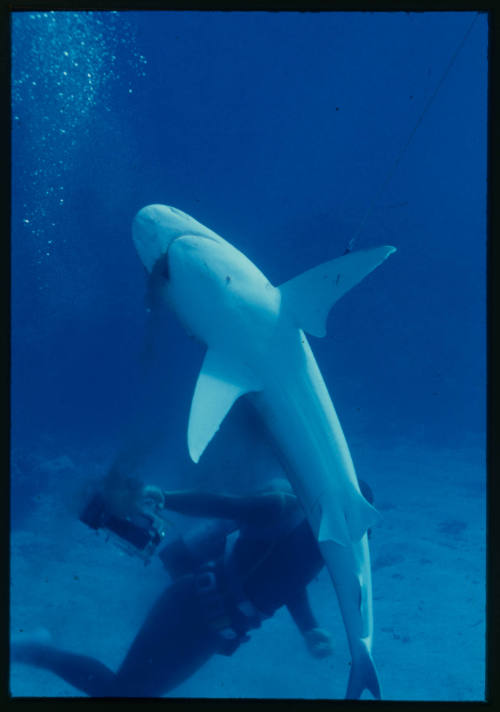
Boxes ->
[79,488,168,564]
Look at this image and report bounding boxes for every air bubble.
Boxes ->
[13,12,148,239]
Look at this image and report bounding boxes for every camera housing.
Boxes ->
[80,491,167,563]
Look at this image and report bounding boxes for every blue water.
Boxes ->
[10,10,487,701]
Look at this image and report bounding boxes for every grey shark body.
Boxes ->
[132,204,396,698]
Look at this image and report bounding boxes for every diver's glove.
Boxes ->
[303,627,334,658]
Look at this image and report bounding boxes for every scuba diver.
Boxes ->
[11,473,374,698]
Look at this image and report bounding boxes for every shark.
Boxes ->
[132,204,396,699]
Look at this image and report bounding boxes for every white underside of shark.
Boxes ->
[132,204,396,699]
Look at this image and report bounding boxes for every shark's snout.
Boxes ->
[133,204,222,273]
[132,205,176,273]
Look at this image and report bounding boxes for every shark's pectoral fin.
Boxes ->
[188,349,262,463]
[279,246,396,337]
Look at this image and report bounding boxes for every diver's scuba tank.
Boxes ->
[158,518,238,579]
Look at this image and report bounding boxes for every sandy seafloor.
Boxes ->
[9,439,485,701]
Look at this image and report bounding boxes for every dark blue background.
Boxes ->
[12,11,487,475]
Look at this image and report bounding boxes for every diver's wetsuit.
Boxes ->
[11,481,372,697]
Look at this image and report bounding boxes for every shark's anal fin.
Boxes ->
[187,349,261,463]
[345,491,381,542]
[318,504,350,546]
[279,245,396,337]
[318,491,381,546]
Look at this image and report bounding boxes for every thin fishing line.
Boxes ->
[346,12,480,253]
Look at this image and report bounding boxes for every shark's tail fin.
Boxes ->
[346,641,382,700]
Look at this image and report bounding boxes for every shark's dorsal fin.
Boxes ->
[279,246,396,338]
[188,349,261,463]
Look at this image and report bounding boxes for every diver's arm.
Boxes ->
[286,588,333,659]
[145,486,295,522]
[286,587,319,634]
